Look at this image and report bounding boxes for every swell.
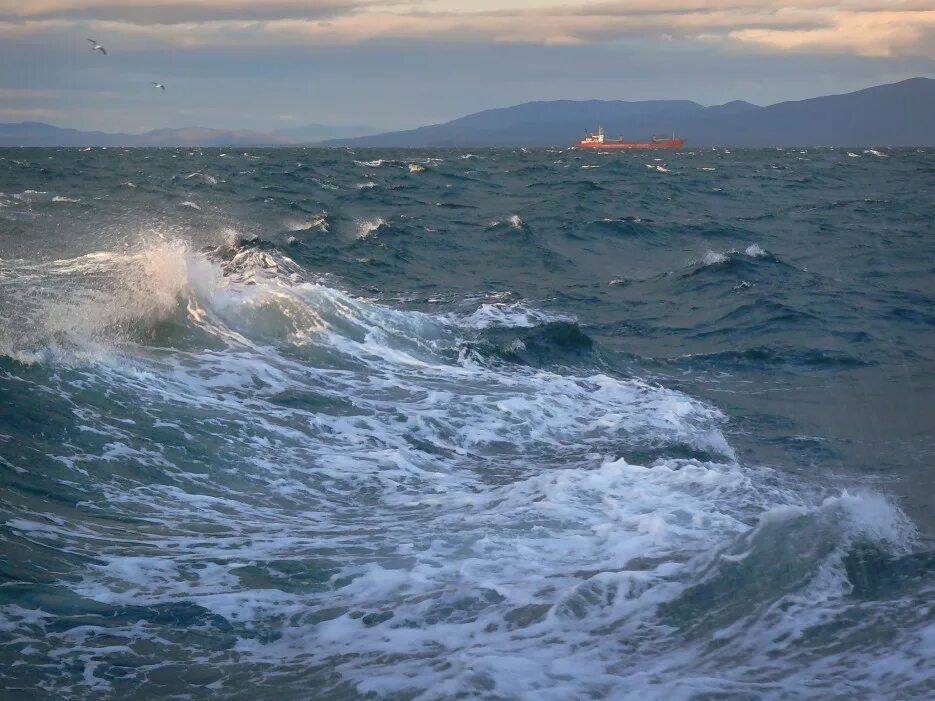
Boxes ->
[1,148,933,700]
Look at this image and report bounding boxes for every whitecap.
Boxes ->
[694,250,730,267]
[184,172,218,185]
[451,302,574,329]
[13,190,47,201]
[285,214,328,232]
[356,217,387,239]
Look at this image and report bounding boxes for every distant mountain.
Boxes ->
[132,127,294,147]
[320,78,935,147]
[2,78,933,147]
[682,78,935,146]
[318,99,708,147]
[700,100,760,118]
[0,122,376,147]
[273,123,377,142]
[0,122,123,147]
[0,123,293,147]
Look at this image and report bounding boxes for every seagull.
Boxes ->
[150,82,166,91]
[87,39,106,55]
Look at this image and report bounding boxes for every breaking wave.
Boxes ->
[1,146,931,700]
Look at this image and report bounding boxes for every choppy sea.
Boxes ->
[1,146,933,700]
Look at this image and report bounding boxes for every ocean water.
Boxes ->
[0,146,933,700]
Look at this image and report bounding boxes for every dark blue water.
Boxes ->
[1,147,933,699]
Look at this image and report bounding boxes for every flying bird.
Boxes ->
[87,39,106,55]
[150,82,166,91]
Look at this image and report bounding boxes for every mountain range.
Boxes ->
[1,78,932,147]
[323,78,935,147]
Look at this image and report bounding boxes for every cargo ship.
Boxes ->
[575,126,684,150]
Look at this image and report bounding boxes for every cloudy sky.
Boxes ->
[1,0,933,132]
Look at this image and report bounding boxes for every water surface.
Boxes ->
[0,146,932,699]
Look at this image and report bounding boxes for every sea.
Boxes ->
[0,146,932,700]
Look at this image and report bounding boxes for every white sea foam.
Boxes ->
[693,244,768,268]
[695,250,730,267]
[2,238,926,699]
[452,302,574,330]
[284,214,329,232]
[13,190,47,201]
[356,217,387,238]
[184,171,218,184]
[0,239,211,363]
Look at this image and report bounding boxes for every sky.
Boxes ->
[1,0,933,133]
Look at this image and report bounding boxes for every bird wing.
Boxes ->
[87,38,96,44]
[100,47,107,54]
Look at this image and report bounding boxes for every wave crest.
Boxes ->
[0,239,213,363]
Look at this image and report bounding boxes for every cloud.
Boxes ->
[0,1,371,24]
[0,107,64,120]
[0,87,57,98]
[731,9,935,57]
[0,1,933,58]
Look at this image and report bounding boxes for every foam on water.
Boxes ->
[184,172,219,185]
[692,244,770,268]
[356,217,387,238]
[284,214,329,232]
[2,240,927,698]
[1,146,932,699]
[0,239,212,363]
[695,250,731,267]
[452,302,575,329]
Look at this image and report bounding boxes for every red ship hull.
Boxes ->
[575,138,685,150]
